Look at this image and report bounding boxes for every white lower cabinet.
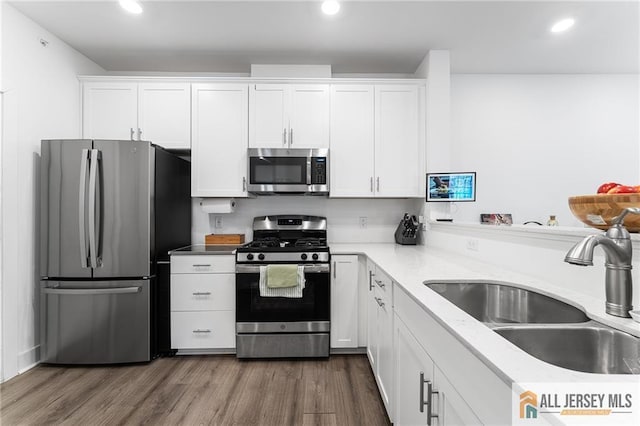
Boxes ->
[395,313,481,426]
[171,311,236,349]
[330,255,359,348]
[366,261,394,420]
[170,254,236,352]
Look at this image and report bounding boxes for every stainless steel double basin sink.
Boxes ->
[425,281,640,375]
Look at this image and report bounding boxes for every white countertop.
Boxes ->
[330,243,640,386]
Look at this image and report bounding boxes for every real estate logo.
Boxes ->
[512,383,640,425]
[520,390,538,419]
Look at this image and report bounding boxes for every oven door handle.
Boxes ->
[235,264,330,274]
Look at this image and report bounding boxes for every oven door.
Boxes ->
[235,263,330,328]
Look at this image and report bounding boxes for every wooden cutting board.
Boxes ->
[205,234,245,245]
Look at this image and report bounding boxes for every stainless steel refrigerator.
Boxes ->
[40,139,190,364]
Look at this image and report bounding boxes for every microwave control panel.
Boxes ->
[311,158,327,185]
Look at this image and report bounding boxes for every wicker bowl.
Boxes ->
[568,194,640,232]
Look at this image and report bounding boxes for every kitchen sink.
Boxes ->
[495,325,640,374]
[425,281,589,324]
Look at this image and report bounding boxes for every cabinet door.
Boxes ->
[366,262,378,368]
[330,255,359,348]
[191,84,248,197]
[249,84,288,148]
[434,366,482,426]
[289,85,330,148]
[395,315,434,426]
[329,85,375,197]
[82,82,137,140]
[374,85,423,197]
[377,288,394,418]
[138,83,191,149]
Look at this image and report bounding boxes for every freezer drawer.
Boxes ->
[41,280,150,364]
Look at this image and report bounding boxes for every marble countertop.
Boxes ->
[169,244,240,255]
[330,243,640,385]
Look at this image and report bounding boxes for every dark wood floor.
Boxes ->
[0,354,390,426]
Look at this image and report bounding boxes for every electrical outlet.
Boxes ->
[214,216,223,229]
[359,217,368,228]
[466,239,479,251]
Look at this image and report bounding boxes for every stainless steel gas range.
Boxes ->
[235,215,330,358]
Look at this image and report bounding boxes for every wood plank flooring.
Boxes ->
[0,354,390,426]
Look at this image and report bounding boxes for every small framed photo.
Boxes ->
[481,214,513,225]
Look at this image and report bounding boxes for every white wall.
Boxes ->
[449,74,640,226]
[1,3,104,381]
[191,197,424,245]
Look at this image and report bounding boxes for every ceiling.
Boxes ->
[7,0,640,75]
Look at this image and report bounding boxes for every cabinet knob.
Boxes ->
[130,128,135,141]
[243,177,247,192]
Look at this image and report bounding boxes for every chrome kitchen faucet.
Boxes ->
[565,207,640,318]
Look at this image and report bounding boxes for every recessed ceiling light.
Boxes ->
[119,0,143,15]
[551,18,575,33]
[321,1,340,16]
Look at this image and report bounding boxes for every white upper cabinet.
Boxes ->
[375,85,423,197]
[329,85,375,197]
[249,84,330,148]
[289,85,330,148]
[82,81,191,149]
[191,83,249,197]
[330,84,424,198]
[137,83,191,149]
[83,82,137,141]
[249,84,288,148]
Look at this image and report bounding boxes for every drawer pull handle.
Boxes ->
[192,292,211,296]
[374,279,385,288]
[192,264,211,268]
[419,372,428,413]
[193,329,211,334]
[427,381,439,425]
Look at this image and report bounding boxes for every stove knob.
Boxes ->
[312,253,319,260]
[246,254,254,260]
[258,253,265,261]
[301,253,308,260]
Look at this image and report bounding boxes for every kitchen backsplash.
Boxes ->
[192,197,424,244]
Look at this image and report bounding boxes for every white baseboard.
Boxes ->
[18,345,40,374]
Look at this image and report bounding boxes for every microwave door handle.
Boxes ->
[307,157,312,185]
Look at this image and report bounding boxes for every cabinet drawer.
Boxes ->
[372,268,393,303]
[171,311,235,349]
[170,273,235,311]
[170,255,235,274]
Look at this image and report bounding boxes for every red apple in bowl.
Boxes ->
[607,185,636,194]
[597,182,621,194]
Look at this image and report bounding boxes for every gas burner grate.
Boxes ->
[294,238,327,248]
[246,237,281,248]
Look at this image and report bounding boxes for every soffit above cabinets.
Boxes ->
[8,1,639,74]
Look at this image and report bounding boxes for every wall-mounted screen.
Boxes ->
[426,172,476,202]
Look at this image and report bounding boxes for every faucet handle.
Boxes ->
[612,207,640,226]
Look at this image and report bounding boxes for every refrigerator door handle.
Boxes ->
[88,149,102,268]
[78,149,90,268]
[43,286,142,296]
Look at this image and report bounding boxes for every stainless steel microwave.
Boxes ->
[247,148,329,195]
